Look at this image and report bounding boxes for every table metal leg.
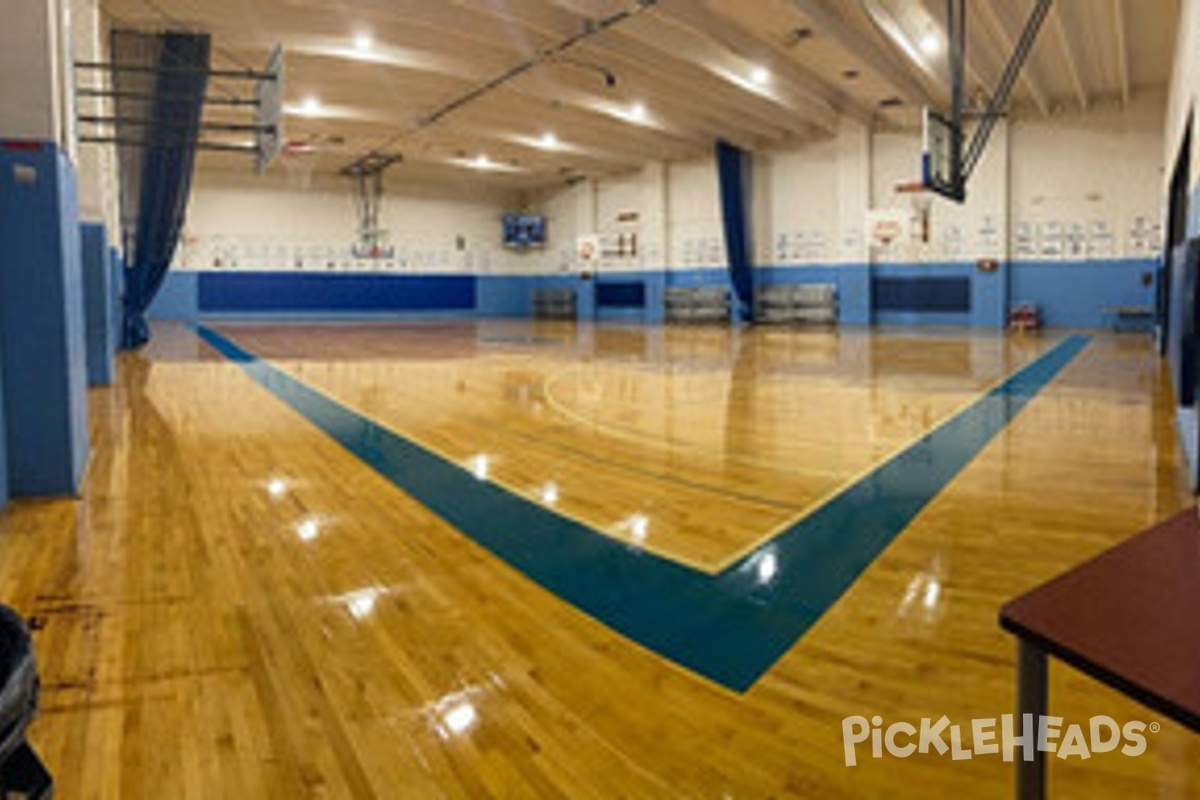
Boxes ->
[1016,639,1048,800]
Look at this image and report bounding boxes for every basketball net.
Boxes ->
[281,152,318,192]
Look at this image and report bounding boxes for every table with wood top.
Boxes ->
[1000,508,1200,800]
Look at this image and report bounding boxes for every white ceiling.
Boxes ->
[93,0,1181,188]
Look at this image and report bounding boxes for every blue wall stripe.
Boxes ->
[873,276,971,313]
[154,260,1152,330]
[595,281,647,308]
[198,272,476,313]
[196,324,1088,691]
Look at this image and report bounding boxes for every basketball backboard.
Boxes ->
[255,45,284,173]
[922,108,965,203]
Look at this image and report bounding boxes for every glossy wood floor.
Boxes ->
[0,320,1196,798]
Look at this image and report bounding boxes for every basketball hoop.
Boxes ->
[281,150,317,191]
[866,208,909,250]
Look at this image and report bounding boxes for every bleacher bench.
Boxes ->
[756,284,837,325]
[532,288,577,320]
[664,286,731,323]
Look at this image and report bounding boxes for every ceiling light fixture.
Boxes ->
[784,27,813,48]
[557,57,618,88]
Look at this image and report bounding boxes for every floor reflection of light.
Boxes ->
[923,579,941,610]
[897,559,946,621]
[540,482,559,505]
[757,551,778,584]
[442,702,477,735]
[341,587,384,620]
[297,517,320,542]
[627,514,649,543]
[469,454,490,481]
[267,478,289,498]
[428,688,484,740]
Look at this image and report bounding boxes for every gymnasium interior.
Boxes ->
[1,0,1200,797]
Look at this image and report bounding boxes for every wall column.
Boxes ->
[0,0,90,497]
[836,119,872,324]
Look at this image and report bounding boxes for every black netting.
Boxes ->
[110,30,211,348]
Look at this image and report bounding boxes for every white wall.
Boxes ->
[174,171,530,274]
[1012,96,1165,261]
[531,93,1164,270]
[0,0,74,148]
[170,93,1166,280]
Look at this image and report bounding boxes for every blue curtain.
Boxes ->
[716,139,755,322]
[114,31,211,348]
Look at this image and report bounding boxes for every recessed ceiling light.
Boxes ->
[919,32,941,56]
[750,66,770,87]
[785,27,813,48]
[354,32,373,52]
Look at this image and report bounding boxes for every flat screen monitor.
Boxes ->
[503,214,546,248]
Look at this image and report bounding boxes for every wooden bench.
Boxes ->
[1101,305,1154,331]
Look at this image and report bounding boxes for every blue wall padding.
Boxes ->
[0,143,90,496]
[873,277,972,312]
[150,258,1158,331]
[0,339,6,512]
[596,281,646,308]
[198,272,476,313]
[81,222,115,386]
[1011,259,1157,328]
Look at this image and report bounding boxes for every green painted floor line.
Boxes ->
[197,324,1089,692]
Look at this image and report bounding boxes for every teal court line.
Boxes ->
[196,325,1090,692]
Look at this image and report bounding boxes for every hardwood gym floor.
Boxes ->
[0,320,1195,798]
